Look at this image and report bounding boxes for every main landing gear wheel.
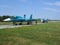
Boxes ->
[19,23,22,25]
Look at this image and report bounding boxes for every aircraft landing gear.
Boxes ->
[27,21,32,25]
[35,21,37,24]
[13,22,17,25]
[19,23,22,25]
[27,22,29,25]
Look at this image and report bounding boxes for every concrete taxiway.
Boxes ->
[0,25,31,29]
[0,23,44,29]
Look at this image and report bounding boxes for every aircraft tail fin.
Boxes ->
[30,14,32,19]
[24,14,26,19]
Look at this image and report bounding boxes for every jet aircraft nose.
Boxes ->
[3,18,11,21]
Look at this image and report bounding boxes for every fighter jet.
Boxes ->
[41,19,48,23]
[3,15,37,25]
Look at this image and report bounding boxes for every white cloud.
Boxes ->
[44,8,60,12]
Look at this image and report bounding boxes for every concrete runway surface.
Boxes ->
[0,25,31,29]
[0,23,44,29]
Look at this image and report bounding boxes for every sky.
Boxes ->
[0,0,60,20]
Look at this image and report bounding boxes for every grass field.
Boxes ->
[0,22,60,45]
[0,22,12,25]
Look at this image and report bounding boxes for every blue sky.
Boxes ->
[0,0,60,20]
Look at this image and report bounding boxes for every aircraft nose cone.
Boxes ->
[3,18,11,21]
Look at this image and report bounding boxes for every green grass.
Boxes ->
[0,22,12,25]
[0,22,60,45]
